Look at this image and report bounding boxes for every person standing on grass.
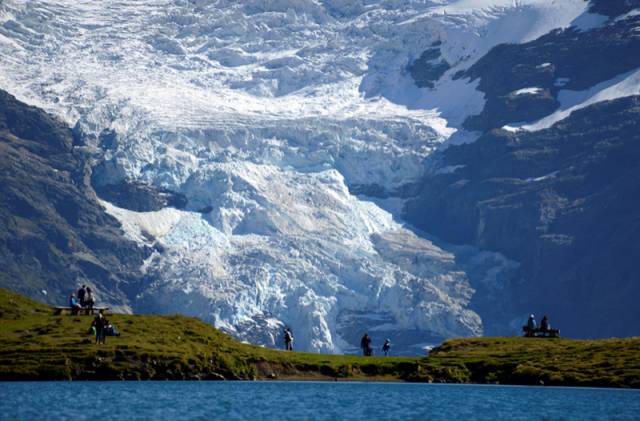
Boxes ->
[360,333,372,356]
[85,287,95,315]
[93,310,107,344]
[382,339,391,356]
[77,285,86,307]
[284,327,294,351]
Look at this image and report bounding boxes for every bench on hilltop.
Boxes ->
[522,325,560,338]
[54,306,109,316]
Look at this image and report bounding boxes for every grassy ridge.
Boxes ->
[425,337,640,388]
[0,288,420,381]
[1,288,638,387]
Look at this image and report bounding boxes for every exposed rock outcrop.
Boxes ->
[458,13,640,131]
[0,90,149,307]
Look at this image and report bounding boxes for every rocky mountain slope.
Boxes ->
[406,96,640,338]
[0,90,148,311]
[405,2,640,338]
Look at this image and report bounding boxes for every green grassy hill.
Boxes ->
[424,337,640,388]
[0,288,419,381]
[1,288,638,387]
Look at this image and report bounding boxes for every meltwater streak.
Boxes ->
[1,381,639,420]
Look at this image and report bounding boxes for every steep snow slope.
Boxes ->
[0,0,590,352]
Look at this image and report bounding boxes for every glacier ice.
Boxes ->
[0,0,588,353]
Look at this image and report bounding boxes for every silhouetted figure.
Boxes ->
[284,327,293,351]
[93,310,107,344]
[526,314,537,337]
[77,285,86,307]
[360,333,372,356]
[540,315,550,332]
[69,293,82,315]
[382,339,391,356]
[85,287,95,315]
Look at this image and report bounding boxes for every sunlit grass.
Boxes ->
[1,288,638,387]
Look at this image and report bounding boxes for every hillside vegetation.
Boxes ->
[1,288,638,387]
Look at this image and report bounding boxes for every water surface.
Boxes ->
[1,381,638,420]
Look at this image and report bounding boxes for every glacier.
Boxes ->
[0,0,591,353]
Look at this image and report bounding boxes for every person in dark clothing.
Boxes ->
[69,293,82,315]
[360,333,372,356]
[284,327,293,351]
[526,314,537,336]
[85,287,95,315]
[540,315,550,332]
[93,310,107,344]
[77,285,86,307]
[382,339,391,356]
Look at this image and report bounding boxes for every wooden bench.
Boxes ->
[53,306,109,316]
[522,326,560,338]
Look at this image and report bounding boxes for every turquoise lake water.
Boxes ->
[0,381,638,420]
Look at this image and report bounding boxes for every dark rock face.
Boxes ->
[93,180,187,212]
[457,14,640,131]
[408,42,450,89]
[0,90,149,306]
[589,0,640,18]
[404,7,640,338]
[405,96,640,338]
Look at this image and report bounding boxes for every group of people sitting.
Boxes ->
[360,333,392,356]
[68,284,95,315]
[524,314,556,337]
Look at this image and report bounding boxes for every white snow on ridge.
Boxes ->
[521,68,640,132]
[359,0,590,131]
[0,0,588,352]
[512,87,543,96]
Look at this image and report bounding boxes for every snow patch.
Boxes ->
[524,171,558,183]
[512,87,543,96]
[521,68,640,131]
[570,11,609,31]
